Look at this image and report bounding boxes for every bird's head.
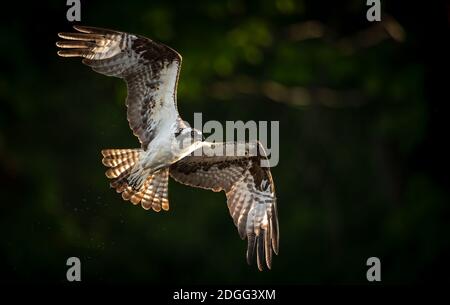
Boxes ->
[174,127,204,150]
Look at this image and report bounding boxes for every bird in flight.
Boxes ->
[56,26,279,271]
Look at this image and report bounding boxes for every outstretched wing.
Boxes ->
[56,25,182,150]
[169,142,279,271]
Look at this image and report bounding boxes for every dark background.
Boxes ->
[0,0,448,284]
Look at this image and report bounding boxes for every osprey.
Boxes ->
[56,26,279,271]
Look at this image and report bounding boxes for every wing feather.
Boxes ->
[170,142,278,270]
[57,25,182,149]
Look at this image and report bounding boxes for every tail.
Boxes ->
[101,149,170,212]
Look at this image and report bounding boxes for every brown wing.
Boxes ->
[170,142,279,270]
[57,25,182,149]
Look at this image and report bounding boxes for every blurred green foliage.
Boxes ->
[0,0,448,283]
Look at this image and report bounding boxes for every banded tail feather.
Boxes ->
[101,149,170,212]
